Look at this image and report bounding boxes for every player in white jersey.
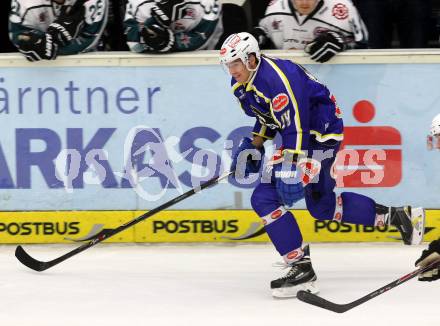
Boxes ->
[124,0,223,53]
[9,0,108,61]
[254,0,368,62]
[416,114,440,282]
[427,114,440,151]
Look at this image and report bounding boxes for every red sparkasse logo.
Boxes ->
[334,100,402,188]
[272,93,289,112]
[220,47,227,56]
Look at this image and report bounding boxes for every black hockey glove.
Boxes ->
[251,26,274,49]
[141,23,175,52]
[415,239,440,282]
[47,4,85,47]
[153,0,185,22]
[305,31,345,63]
[151,5,172,27]
[141,5,175,53]
[17,31,58,62]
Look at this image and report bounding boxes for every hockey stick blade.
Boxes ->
[15,245,50,272]
[15,239,95,272]
[15,171,233,272]
[297,291,353,313]
[297,260,440,313]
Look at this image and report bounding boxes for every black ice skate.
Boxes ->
[271,245,319,298]
[388,206,425,245]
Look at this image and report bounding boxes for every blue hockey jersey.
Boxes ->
[231,56,344,155]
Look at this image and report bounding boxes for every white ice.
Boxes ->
[0,243,438,326]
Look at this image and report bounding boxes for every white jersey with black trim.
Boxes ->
[9,0,108,53]
[258,0,368,50]
[125,0,223,51]
[10,0,73,32]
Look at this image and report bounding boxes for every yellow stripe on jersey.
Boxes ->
[252,132,274,140]
[264,57,304,154]
[310,130,344,142]
[282,149,306,156]
[245,70,272,104]
[232,82,243,92]
[252,124,275,140]
[232,82,247,113]
[247,85,271,104]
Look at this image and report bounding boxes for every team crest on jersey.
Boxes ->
[39,12,46,23]
[272,93,289,112]
[179,34,191,48]
[332,3,349,20]
[272,20,282,30]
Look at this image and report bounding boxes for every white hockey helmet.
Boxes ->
[430,114,440,136]
[427,113,440,150]
[219,32,261,69]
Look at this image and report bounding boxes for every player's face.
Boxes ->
[226,59,251,83]
[292,0,319,15]
[427,134,440,150]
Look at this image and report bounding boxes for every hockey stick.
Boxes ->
[15,170,233,272]
[297,259,440,313]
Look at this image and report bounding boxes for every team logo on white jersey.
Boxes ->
[39,12,46,23]
[332,3,349,20]
[272,20,281,30]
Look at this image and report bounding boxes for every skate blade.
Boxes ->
[410,207,425,245]
[272,281,319,299]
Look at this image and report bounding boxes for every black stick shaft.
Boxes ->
[297,260,440,313]
[15,171,232,271]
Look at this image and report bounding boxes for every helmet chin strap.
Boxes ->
[244,58,261,83]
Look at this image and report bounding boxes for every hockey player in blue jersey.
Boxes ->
[220,32,426,298]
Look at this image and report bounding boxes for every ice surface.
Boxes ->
[0,243,438,326]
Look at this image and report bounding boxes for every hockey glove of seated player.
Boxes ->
[141,5,175,52]
[272,157,304,207]
[47,4,85,47]
[231,137,265,178]
[17,31,58,62]
[251,26,274,49]
[305,31,345,63]
[415,239,440,281]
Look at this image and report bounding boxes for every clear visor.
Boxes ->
[220,59,246,77]
[427,134,440,150]
[221,59,244,71]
